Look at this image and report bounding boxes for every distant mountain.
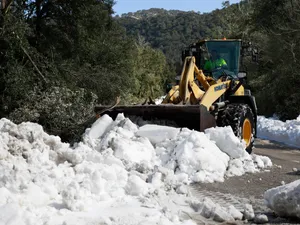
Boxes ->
[115,7,231,69]
[118,8,198,20]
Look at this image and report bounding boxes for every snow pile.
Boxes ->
[0,115,272,224]
[243,204,255,220]
[225,154,272,177]
[264,179,300,219]
[190,197,243,222]
[257,116,300,147]
[254,214,268,224]
[206,126,247,158]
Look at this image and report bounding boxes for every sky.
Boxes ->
[113,0,241,15]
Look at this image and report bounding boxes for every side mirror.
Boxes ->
[175,75,181,85]
[166,83,173,93]
[238,72,247,79]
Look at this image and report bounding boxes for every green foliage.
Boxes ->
[0,0,174,142]
[130,40,173,100]
[247,0,300,119]
[0,14,50,115]
[9,87,98,142]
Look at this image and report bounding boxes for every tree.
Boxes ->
[1,0,174,142]
[248,0,300,119]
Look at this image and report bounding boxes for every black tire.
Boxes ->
[217,104,255,154]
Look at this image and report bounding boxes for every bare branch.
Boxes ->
[15,34,48,84]
[20,44,48,84]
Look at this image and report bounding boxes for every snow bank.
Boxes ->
[205,126,247,158]
[190,197,243,222]
[264,179,300,218]
[137,124,180,145]
[0,115,272,224]
[225,154,272,177]
[257,116,300,148]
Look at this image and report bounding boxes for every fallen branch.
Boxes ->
[15,33,48,84]
[19,44,48,84]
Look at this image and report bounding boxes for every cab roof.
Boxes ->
[197,39,242,43]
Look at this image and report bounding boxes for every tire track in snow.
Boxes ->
[188,185,250,211]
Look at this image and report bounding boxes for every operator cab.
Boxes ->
[183,39,242,80]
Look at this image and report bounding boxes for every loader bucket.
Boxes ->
[199,105,217,132]
[95,104,216,132]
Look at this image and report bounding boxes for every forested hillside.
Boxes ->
[0,0,299,142]
[116,7,230,69]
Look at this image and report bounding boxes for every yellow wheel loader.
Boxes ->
[95,39,258,153]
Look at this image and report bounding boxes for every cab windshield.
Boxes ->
[199,41,241,79]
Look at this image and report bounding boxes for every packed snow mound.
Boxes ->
[205,126,247,158]
[225,154,272,177]
[137,124,180,144]
[0,115,272,224]
[257,116,300,148]
[190,197,243,222]
[264,179,300,218]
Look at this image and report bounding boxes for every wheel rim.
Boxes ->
[242,118,252,147]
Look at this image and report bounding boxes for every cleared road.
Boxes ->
[190,139,300,224]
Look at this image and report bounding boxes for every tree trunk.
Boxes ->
[35,0,42,36]
[0,0,7,26]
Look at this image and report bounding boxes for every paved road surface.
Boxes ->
[189,139,300,224]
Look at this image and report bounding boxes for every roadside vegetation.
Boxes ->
[0,0,173,141]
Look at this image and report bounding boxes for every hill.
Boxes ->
[116,7,231,69]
